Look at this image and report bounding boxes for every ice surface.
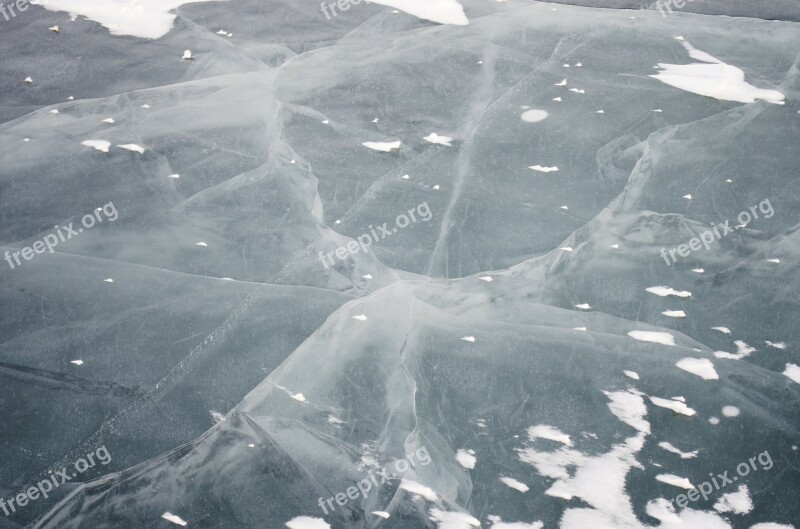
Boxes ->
[1,1,799,528]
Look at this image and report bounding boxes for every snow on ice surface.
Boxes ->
[2,1,800,528]
[784,364,800,384]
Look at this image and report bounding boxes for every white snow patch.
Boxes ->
[714,485,753,514]
[651,40,785,105]
[650,396,696,416]
[783,363,800,384]
[370,0,469,25]
[352,314,368,321]
[712,326,732,334]
[363,141,401,152]
[461,336,476,342]
[520,109,548,123]
[117,144,145,154]
[715,340,755,360]
[676,358,719,380]
[499,477,529,492]
[372,511,390,519]
[490,523,543,529]
[574,303,591,310]
[765,341,787,350]
[400,479,438,501]
[604,390,650,433]
[285,517,331,529]
[82,140,111,153]
[528,425,572,446]
[628,331,675,346]
[624,370,640,380]
[662,310,686,318]
[456,449,477,469]
[529,165,559,173]
[656,473,694,490]
[429,509,481,529]
[424,133,453,146]
[722,405,740,417]
[30,0,226,40]
[646,286,692,298]
[658,441,698,459]
[161,512,188,526]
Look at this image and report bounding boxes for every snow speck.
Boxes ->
[658,441,698,459]
[24,77,33,84]
[285,516,331,529]
[499,477,529,492]
[555,79,568,86]
[714,485,753,514]
[711,326,731,334]
[529,165,559,173]
[352,314,368,321]
[766,258,781,264]
[722,405,740,417]
[624,370,640,380]
[765,341,787,350]
[82,140,111,153]
[372,511,390,519]
[50,109,60,114]
[169,174,180,179]
[676,358,719,380]
[646,286,691,298]
[362,141,401,152]
[479,276,493,282]
[117,144,145,154]
[161,512,188,526]
[574,303,591,310]
[559,247,574,252]
[691,268,705,273]
[528,425,572,446]
[102,117,115,124]
[182,50,193,60]
[456,449,477,469]
[424,133,453,146]
[103,278,114,283]
[709,417,720,425]
[650,396,696,416]
[662,310,686,318]
[520,109,548,123]
[70,360,84,366]
[462,336,476,342]
[628,331,675,346]
[656,473,694,490]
